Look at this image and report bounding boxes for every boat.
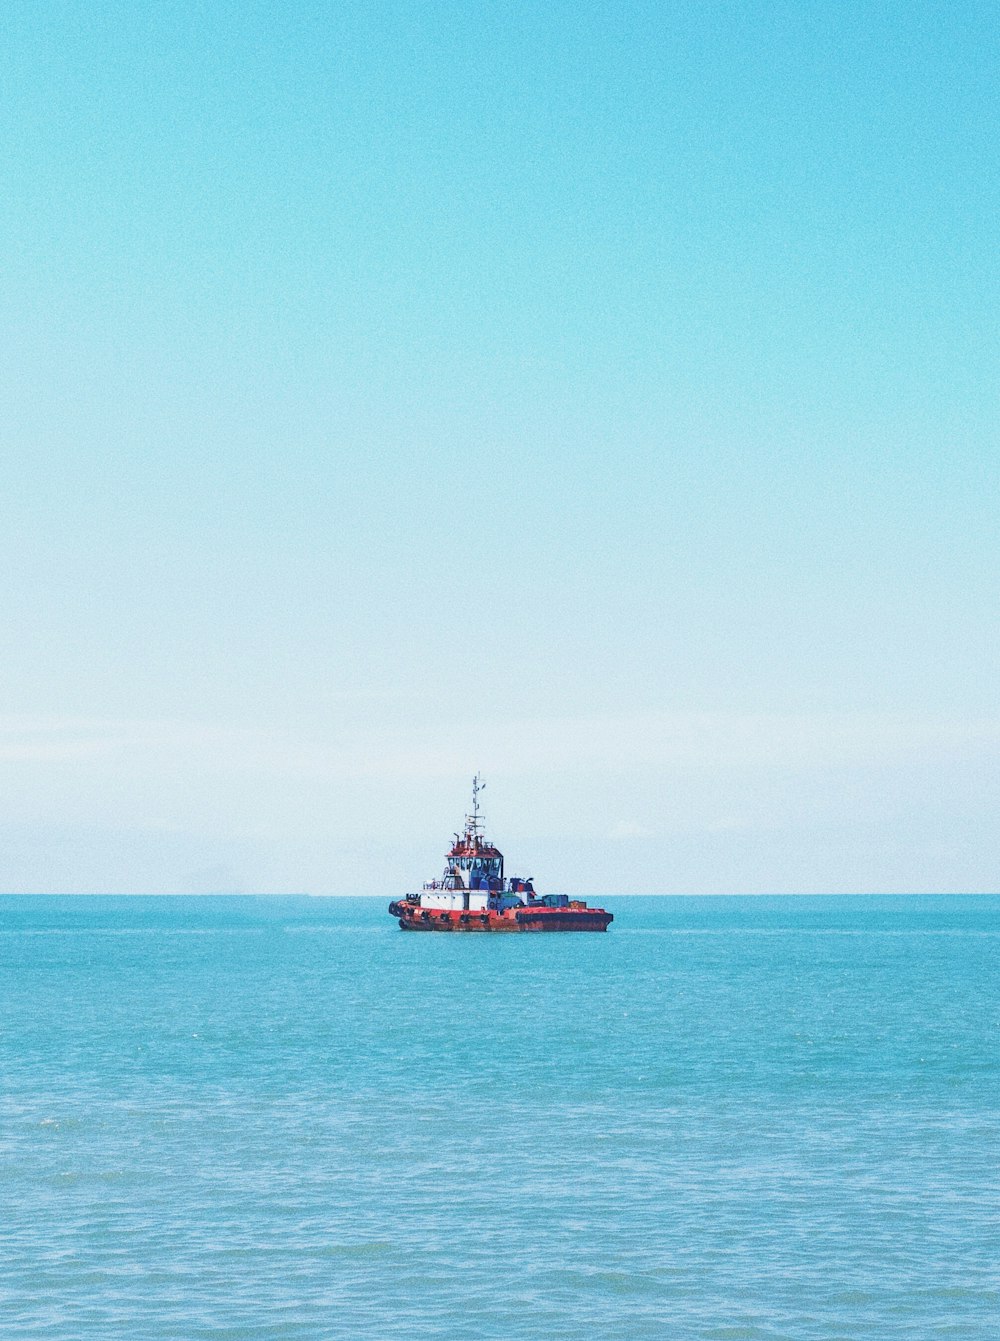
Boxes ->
[388,776,613,932]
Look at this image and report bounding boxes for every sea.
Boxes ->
[1,894,997,1340]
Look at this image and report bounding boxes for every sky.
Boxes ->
[2,0,997,894]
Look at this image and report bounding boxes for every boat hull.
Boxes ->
[388,900,612,932]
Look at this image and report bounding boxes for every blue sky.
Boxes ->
[3,1,997,893]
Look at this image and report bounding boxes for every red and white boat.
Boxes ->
[389,776,613,932]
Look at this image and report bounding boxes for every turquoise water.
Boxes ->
[2,895,997,1340]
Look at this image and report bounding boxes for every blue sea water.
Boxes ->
[1,895,997,1341]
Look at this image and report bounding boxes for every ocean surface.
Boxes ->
[1,895,997,1340]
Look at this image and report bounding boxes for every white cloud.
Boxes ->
[1,708,997,781]
[610,819,652,839]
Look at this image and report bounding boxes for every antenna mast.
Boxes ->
[467,773,485,842]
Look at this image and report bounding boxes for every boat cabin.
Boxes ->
[414,775,535,912]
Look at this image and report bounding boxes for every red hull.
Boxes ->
[388,900,612,932]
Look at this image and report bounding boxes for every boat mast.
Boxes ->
[468,772,484,842]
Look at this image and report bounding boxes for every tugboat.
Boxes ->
[388,776,613,932]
